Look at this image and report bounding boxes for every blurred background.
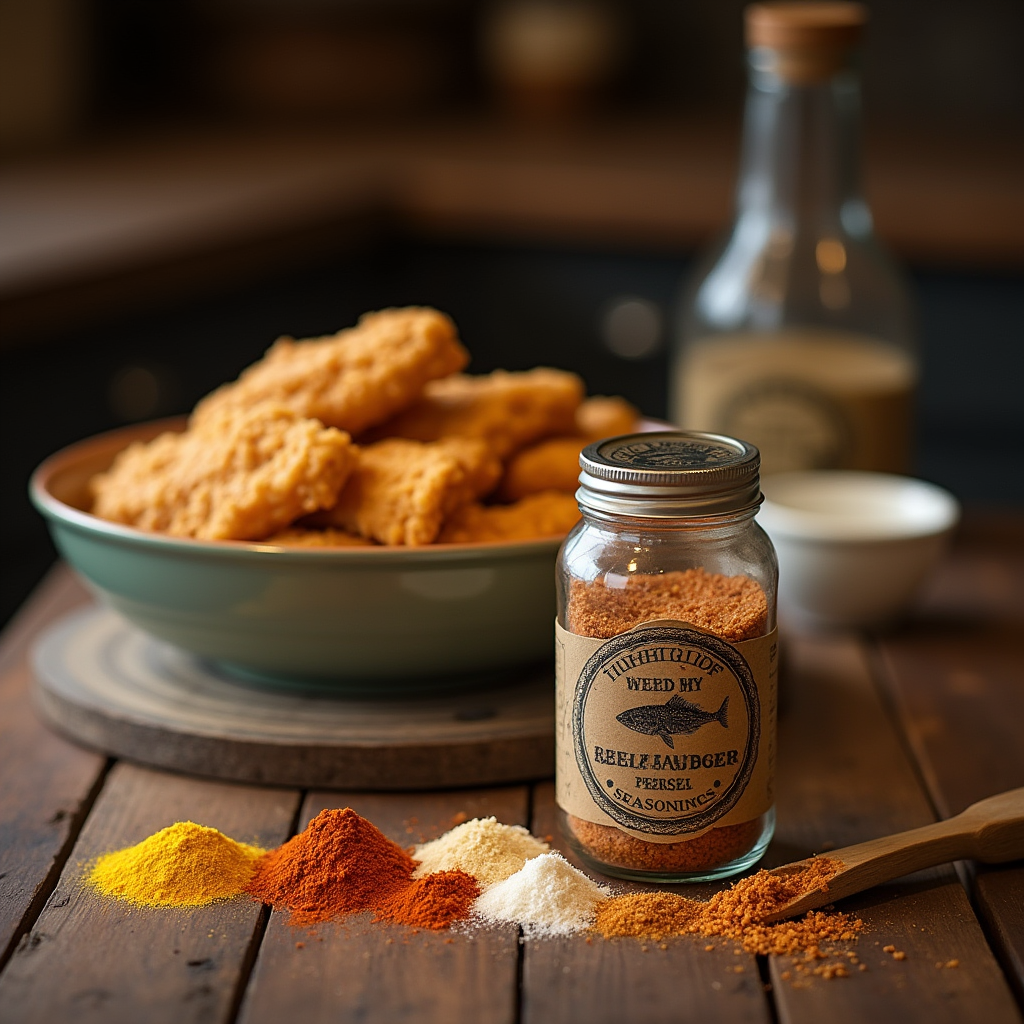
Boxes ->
[2,0,1022,626]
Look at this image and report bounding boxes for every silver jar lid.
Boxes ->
[577,431,762,518]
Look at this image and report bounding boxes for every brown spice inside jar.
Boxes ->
[565,567,770,873]
[594,857,862,963]
[568,816,764,874]
[567,568,768,642]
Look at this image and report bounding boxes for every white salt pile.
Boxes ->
[472,851,610,937]
[413,817,549,887]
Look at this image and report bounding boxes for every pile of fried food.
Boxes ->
[90,307,640,547]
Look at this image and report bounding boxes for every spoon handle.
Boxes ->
[763,787,1024,922]
[837,788,1024,874]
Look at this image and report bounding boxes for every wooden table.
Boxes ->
[1,515,1022,1023]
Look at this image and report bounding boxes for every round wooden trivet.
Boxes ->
[32,606,554,789]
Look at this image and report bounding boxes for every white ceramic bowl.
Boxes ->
[757,471,961,630]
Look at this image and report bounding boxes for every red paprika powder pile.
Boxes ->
[375,870,480,930]
[245,807,478,929]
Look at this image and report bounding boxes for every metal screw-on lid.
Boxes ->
[578,431,762,518]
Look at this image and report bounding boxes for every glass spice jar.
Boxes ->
[555,431,778,882]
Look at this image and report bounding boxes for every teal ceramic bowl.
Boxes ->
[30,420,563,693]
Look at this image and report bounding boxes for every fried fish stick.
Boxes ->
[314,437,503,546]
[437,491,581,544]
[497,395,640,501]
[365,368,584,458]
[192,307,468,434]
[497,436,587,501]
[91,403,356,541]
[574,395,640,440]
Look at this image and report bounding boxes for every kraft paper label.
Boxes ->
[556,619,778,842]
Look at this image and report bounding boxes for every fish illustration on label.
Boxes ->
[616,694,729,749]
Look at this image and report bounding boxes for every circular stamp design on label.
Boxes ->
[717,378,850,473]
[601,437,740,470]
[572,625,760,836]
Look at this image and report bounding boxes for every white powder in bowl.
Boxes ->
[472,851,609,937]
[413,817,549,887]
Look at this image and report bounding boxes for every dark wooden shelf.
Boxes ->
[2,118,1021,342]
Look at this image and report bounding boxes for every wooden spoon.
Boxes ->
[761,786,1024,923]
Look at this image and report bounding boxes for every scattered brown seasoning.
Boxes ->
[595,857,864,965]
[593,891,702,943]
[566,568,770,873]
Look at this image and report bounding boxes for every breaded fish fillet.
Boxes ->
[192,307,468,434]
[497,395,640,501]
[91,403,356,541]
[437,491,581,544]
[574,395,640,440]
[364,368,584,457]
[314,437,503,546]
[497,437,590,501]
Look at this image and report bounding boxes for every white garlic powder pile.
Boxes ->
[472,851,610,937]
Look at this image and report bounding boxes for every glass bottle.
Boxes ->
[671,2,916,478]
[555,431,778,882]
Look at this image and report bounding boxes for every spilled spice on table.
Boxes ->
[595,857,863,962]
[84,808,935,976]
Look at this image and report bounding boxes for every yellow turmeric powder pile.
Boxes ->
[89,821,265,907]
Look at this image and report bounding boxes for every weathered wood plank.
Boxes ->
[875,519,1024,1004]
[0,763,299,1024]
[524,781,771,1024]
[875,521,1024,815]
[771,633,1021,1024]
[976,866,1024,1006]
[0,567,105,969]
[239,788,527,1024]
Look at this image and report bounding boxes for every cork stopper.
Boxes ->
[745,3,867,83]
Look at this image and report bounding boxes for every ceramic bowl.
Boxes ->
[30,420,562,693]
[757,471,960,630]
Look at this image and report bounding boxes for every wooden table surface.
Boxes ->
[1,515,1022,1024]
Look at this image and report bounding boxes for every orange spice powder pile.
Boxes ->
[594,857,863,960]
[245,808,479,929]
